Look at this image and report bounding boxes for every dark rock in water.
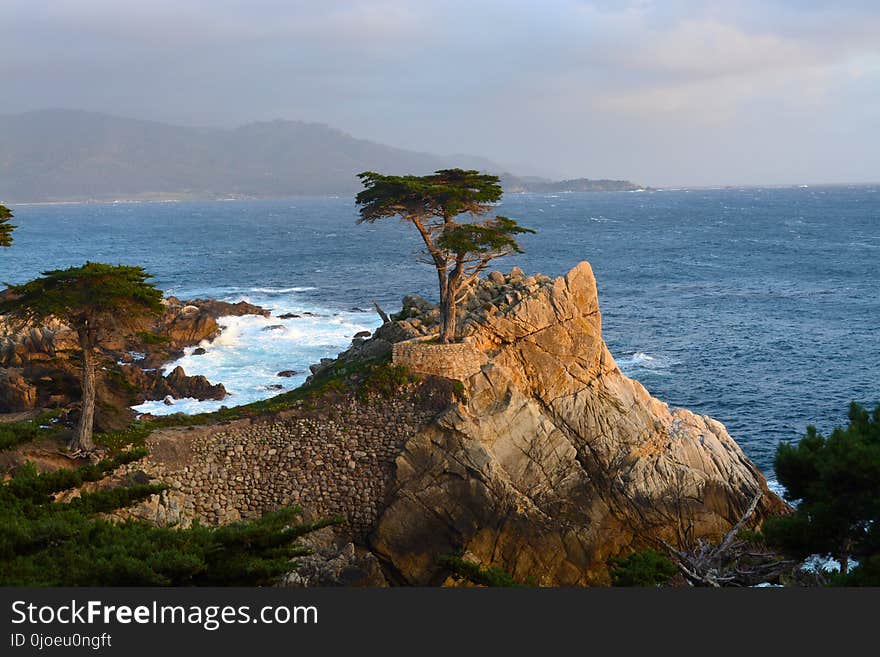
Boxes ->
[186,298,271,318]
[350,307,369,313]
[162,396,174,406]
[262,324,286,332]
[265,384,284,390]
[354,330,371,339]
[113,364,228,408]
[277,370,299,378]
[277,313,301,319]
[193,347,207,355]
[161,366,227,401]
[301,311,321,317]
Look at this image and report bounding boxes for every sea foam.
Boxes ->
[132,289,380,416]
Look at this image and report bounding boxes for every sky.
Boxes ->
[2,0,879,186]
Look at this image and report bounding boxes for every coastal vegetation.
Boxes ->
[0,263,164,452]
[0,203,14,247]
[0,448,338,585]
[438,553,529,587]
[0,410,63,451]
[609,550,678,587]
[356,169,533,343]
[762,402,880,585]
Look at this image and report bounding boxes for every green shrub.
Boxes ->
[358,364,414,401]
[135,331,170,345]
[0,450,339,585]
[609,549,678,587]
[439,553,527,587]
[762,402,880,580]
[0,411,64,452]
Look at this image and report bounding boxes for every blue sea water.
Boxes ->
[2,186,878,477]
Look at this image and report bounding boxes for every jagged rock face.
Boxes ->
[370,262,787,585]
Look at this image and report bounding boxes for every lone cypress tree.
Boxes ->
[0,263,164,453]
[356,169,533,343]
[0,204,15,247]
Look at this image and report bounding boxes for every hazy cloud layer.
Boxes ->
[2,0,878,185]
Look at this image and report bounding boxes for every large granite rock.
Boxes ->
[370,262,787,585]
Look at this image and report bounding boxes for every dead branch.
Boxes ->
[663,492,795,587]
[371,299,390,324]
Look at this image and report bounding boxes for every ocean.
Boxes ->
[3,186,878,478]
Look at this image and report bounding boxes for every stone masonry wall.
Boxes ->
[116,389,439,538]
[392,339,487,381]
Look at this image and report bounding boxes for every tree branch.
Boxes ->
[371,299,390,324]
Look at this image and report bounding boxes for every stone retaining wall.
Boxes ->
[392,339,487,381]
[118,390,439,538]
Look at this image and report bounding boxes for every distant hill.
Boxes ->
[500,174,647,193]
[0,110,644,202]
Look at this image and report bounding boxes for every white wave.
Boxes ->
[616,351,674,375]
[765,477,787,499]
[132,299,380,417]
[249,286,318,294]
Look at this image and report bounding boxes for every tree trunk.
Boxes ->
[439,297,457,343]
[72,338,97,453]
[439,264,465,344]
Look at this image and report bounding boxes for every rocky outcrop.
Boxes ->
[122,365,227,403]
[0,296,259,426]
[281,527,388,587]
[369,262,787,585]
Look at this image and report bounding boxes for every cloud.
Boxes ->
[1,0,878,184]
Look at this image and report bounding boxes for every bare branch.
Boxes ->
[371,299,390,324]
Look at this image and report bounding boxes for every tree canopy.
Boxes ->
[0,204,15,247]
[0,263,164,452]
[356,169,533,343]
[762,401,880,583]
[356,169,502,225]
[0,262,163,333]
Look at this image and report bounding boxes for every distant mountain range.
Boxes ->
[0,110,645,202]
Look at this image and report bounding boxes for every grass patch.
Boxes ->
[0,411,65,452]
[357,363,416,402]
[94,423,157,451]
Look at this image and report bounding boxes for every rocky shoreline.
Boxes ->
[0,295,268,430]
